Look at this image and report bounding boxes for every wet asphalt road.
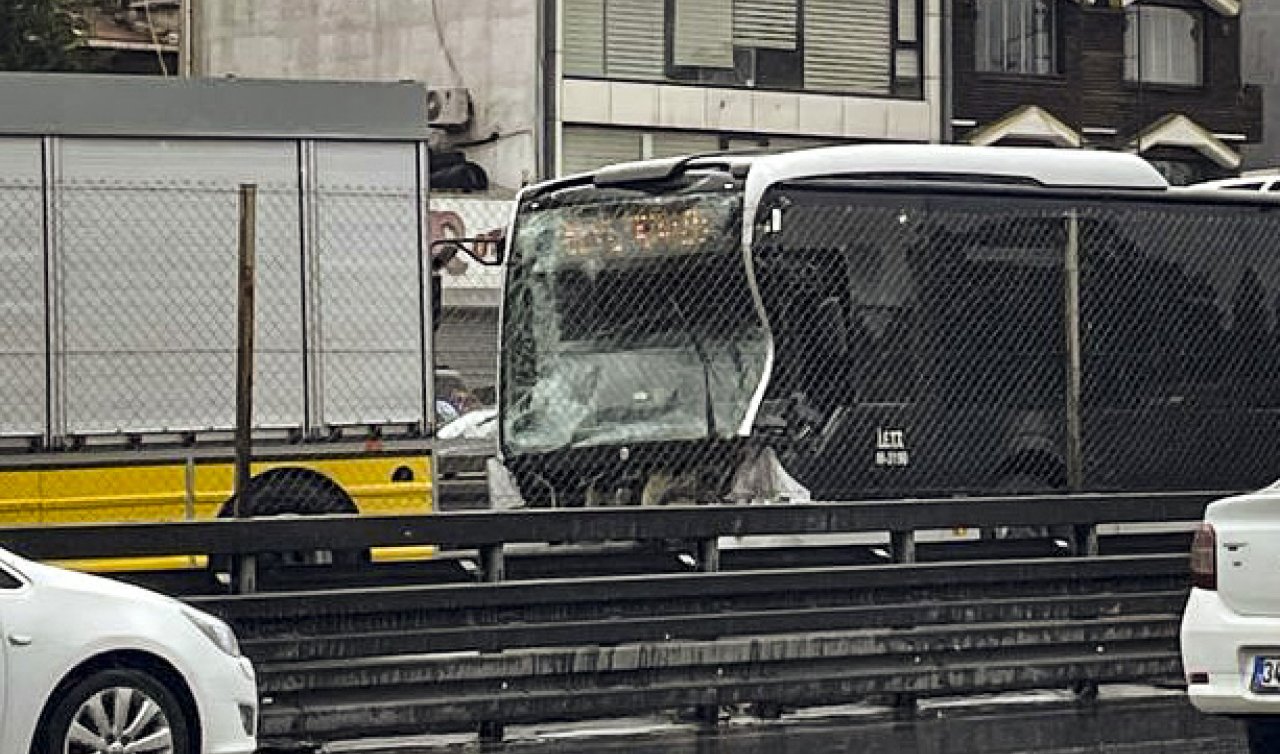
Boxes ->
[319,689,1249,754]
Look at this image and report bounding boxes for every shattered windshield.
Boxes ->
[501,178,767,456]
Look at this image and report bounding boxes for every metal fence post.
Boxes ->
[478,541,506,744]
[1072,523,1099,557]
[233,183,257,595]
[183,455,197,521]
[890,528,919,715]
[696,537,720,573]
[696,536,722,728]
[1066,212,1099,702]
[415,142,440,514]
[480,543,505,583]
[1064,211,1084,493]
[890,530,917,564]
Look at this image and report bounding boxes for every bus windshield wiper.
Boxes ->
[668,296,716,440]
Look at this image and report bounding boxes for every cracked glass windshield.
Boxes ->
[501,176,767,455]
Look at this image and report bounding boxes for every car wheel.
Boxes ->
[1246,717,1280,754]
[42,667,190,754]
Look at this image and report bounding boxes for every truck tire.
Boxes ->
[215,468,366,571]
[991,473,1065,541]
[218,467,357,517]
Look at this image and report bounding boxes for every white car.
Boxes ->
[437,407,498,441]
[0,546,257,754]
[1181,490,1280,753]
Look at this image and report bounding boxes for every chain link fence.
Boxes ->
[498,185,1280,506]
[0,178,45,440]
[12,169,1280,517]
[0,176,433,525]
[56,181,304,436]
[431,194,509,436]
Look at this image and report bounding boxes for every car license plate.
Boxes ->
[1252,657,1280,693]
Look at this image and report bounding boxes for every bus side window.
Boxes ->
[912,213,1065,410]
[845,241,919,405]
[1080,214,1232,409]
[756,243,857,412]
[857,306,920,404]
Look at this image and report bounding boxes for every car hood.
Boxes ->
[2,549,179,610]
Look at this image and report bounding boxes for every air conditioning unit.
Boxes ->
[427,88,472,129]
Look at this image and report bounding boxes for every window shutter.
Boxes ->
[561,127,644,176]
[605,0,666,80]
[650,131,721,158]
[733,0,798,51]
[563,0,605,76]
[1126,6,1201,86]
[895,48,920,80]
[898,0,918,43]
[761,136,840,152]
[804,0,892,94]
[674,0,734,68]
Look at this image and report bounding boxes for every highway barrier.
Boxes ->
[0,490,1225,748]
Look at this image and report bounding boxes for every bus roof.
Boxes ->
[555,144,1170,194]
[740,144,1169,191]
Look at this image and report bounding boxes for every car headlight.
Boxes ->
[181,606,242,658]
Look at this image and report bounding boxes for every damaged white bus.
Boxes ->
[489,145,1280,507]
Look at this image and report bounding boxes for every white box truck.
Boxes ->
[0,73,441,541]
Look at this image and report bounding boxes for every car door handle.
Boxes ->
[7,634,32,646]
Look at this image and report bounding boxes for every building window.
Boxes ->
[974,0,1057,76]
[1125,6,1202,87]
[562,0,923,98]
[894,0,923,95]
[560,126,841,176]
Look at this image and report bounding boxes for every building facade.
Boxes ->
[950,0,1262,184]
[552,0,946,173]
[196,0,950,391]
[1241,0,1278,169]
[198,0,539,193]
[197,0,537,391]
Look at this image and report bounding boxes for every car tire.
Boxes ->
[1247,717,1280,754]
[41,667,191,754]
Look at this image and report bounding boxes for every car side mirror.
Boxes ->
[431,272,442,332]
[430,233,506,267]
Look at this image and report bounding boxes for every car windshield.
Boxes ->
[500,178,767,455]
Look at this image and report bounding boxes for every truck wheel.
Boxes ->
[1247,717,1280,754]
[215,468,367,571]
[219,467,357,517]
[991,473,1063,540]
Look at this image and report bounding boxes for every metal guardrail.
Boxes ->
[213,554,1189,743]
[0,491,1222,748]
[201,555,1189,660]
[0,489,1227,560]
